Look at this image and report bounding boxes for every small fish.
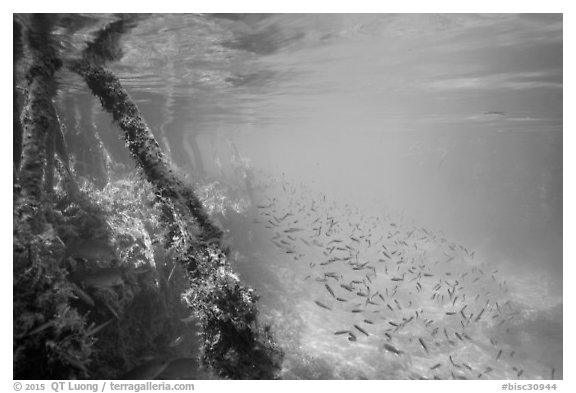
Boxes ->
[104,301,120,320]
[351,309,364,313]
[334,330,351,335]
[382,343,403,355]
[271,240,284,249]
[22,320,55,338]
[496,349,503,360]
[354,324,370,336]
[69,282,95,307]
[340,284,354,292]
[284,228,304,233]
[475,308,485,322]
[363,319,374,325]
[314,301,332,310]
[517,369,524,377]
[325,284,336,298]
[418,337,429,354]
[430,363,442,370]
[449,355,461,368]
[445,312,456,315]
[86,319,113,336]
[348,332,358,342]
[336,297,348,302]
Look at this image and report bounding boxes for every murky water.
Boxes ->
[25,13,562,379]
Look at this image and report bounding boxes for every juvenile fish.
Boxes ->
[418,337,429,355]
[496,349,503,360]
[284,228,304,233]
[382,343,403,355]
[69,282,95,307]
[325,284,336,298]
[87,319,114,336]
[334,330,351,335]
[475,308,485,322]
[354,324,370,336]
[314,301,332,310]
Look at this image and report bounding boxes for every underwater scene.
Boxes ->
[12,13,562,380]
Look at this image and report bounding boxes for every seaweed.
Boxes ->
[14,20,24,172]
[14,14,284,380]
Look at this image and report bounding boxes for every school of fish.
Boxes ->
[244,173,556,380]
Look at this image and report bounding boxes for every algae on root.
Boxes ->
[69,16,284,379]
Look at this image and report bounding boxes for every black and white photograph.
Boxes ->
[10,8,564,385]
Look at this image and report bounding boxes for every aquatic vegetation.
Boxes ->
[14,14,283,380]
[13,20,24,171]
